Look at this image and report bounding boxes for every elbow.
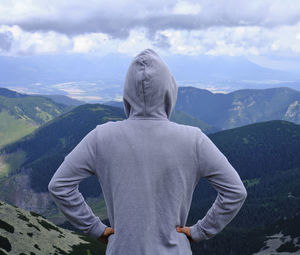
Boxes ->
[48,178,57,195]
[239,185,247,202]
[230,184,247,203]
[48,179,62,199]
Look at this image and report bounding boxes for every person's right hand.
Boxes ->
[97,227,115,245]
[176,226,194,242]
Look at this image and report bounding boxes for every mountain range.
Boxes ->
[105,86,300,131]
[175,86,300,130]
[0,86,300,254]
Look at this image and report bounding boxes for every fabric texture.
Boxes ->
[48,48,247,254]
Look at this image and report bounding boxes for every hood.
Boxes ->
[123,48,178,120]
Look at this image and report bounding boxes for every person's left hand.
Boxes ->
[176,226,194,242]
[97,227,115,245]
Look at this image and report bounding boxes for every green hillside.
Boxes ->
[0,103,126,196]
[40,94,86,106]
[0,87,73,149]
[0,110,37,155]
[209,120,300,179]
[0,200,107,254]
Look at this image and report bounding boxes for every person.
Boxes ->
[48,48,247,254]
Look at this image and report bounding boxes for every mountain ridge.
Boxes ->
[175,86,300,130]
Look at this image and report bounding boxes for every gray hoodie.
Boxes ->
[48,48,247,254]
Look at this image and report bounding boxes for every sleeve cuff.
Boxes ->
[189,220,208,243]
[86,218,109,239]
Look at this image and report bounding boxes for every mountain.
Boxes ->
[1,112,300,211]
[39,94,86,106]
[209,120,300,179]
[0,200,107,254]
[0,87,28,98]
[188,164,300,255]
[103,100,219,133]
[102,100,123,108]
[175,86,300,130]
[0,87,73,152]
[170,110,219,133]
[0,103,126,215]
[0,100,218,215]
[106,86,300,131]
[1,102,300,254]
[187,120,300,254]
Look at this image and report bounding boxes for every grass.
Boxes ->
[0,150,27,178]
[0,110,38,148]
[243,178,260,188]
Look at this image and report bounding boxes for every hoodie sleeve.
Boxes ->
[189,129,247,243]
[48,127,108,239]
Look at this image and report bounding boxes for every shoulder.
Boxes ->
[95,119,124,129]
[167,121,204,143]
[94,119,126,136]
[169,120,203,134]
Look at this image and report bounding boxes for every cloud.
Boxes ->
[1,0,300,59]
[1,0,300,38]
[152,33,171,49]
[0,31,13,51]
[2,22,300,58]
[0,25,73,55]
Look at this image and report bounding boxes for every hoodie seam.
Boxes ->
[142,80,146,117]
[196,129,205,178]
[141,60,147,117]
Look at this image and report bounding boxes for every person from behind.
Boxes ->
[48,48,247,254]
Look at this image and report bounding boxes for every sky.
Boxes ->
[0,0,300,101]
[1,0,300,59]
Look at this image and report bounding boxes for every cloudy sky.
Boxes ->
[0,0,300,59]
[1,0,300,100]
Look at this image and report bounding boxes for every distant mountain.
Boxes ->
[1,54,300,96]
[104,86,300,131]
[0,200,107,254]
[165,54,299,83]
[175,86,300,130]
[0,87,28,98]
[170,110,219,133]
[103,100,219,133]
[102,100,123,108]
[0,87,73,152]
[40,94,86,106]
